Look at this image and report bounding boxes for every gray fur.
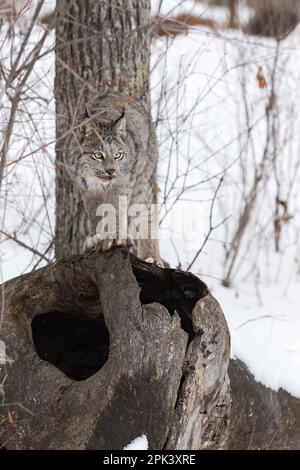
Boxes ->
[68,95,164,264]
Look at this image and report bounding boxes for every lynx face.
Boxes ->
[74,115,128,188]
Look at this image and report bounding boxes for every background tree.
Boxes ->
[247,0,299,38]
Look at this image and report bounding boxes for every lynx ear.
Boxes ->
[74,106,90,143]
[75,125,85,143]
[84,106,91,119]
[113,113,126,140]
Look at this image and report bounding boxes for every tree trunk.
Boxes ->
[55,0,152,258]
[228,0,238,28]
[247,0,299,38]
[0,249,231,450]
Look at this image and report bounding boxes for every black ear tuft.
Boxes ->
[113,109,126,140]
[84,106,92,119]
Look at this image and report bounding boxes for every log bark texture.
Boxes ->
[0,249,231,450]
[226,359,300,450]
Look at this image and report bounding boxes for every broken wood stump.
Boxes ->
[0,248,231,450]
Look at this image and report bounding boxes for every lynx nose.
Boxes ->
[106,168,116,177]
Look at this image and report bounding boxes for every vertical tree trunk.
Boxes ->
[247,0,299,38]
[55,0,152,258]
[228,0,237,28]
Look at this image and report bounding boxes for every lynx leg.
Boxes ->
[83,234,133,254]
[138,239,169,268]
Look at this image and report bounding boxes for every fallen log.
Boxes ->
[0,248,231,450]
[226,359,300,450]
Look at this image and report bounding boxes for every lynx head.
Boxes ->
[74,110,128,186]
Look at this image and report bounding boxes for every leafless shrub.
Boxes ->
[0,0,56,278]
[1,0,300,293]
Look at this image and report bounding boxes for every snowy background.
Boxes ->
[1,0,300,398]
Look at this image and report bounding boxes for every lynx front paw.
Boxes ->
[144,257,170,268]
[115,237,134,248]
[83,234,133,253]
[83,234,104,252]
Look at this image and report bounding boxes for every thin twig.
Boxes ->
[0,230,51,263]
[187,177,226,271]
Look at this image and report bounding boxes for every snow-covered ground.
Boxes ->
[1,0,300,398]
[151,0,300,397]
[124,435,149,451]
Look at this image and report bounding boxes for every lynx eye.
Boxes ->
[115,151,126,161]
[92,152,104,161]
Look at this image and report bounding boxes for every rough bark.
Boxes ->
[55,0,153,258]
[226,359,300,450]
[0,249,231,450]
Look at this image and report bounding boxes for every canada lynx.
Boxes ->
[68,95,165,266]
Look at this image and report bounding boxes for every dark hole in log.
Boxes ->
[32,312,109,381]
[131,257,209,342]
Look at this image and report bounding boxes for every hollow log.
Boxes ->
[0,249,231,450]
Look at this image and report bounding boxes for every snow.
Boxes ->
[217,279,300,397]
[1,1,300,399]
[150,1,300,397]
[0,18,56,278]
[8,1,55,19]
[123,435,149,451]
[0,340,7,365]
